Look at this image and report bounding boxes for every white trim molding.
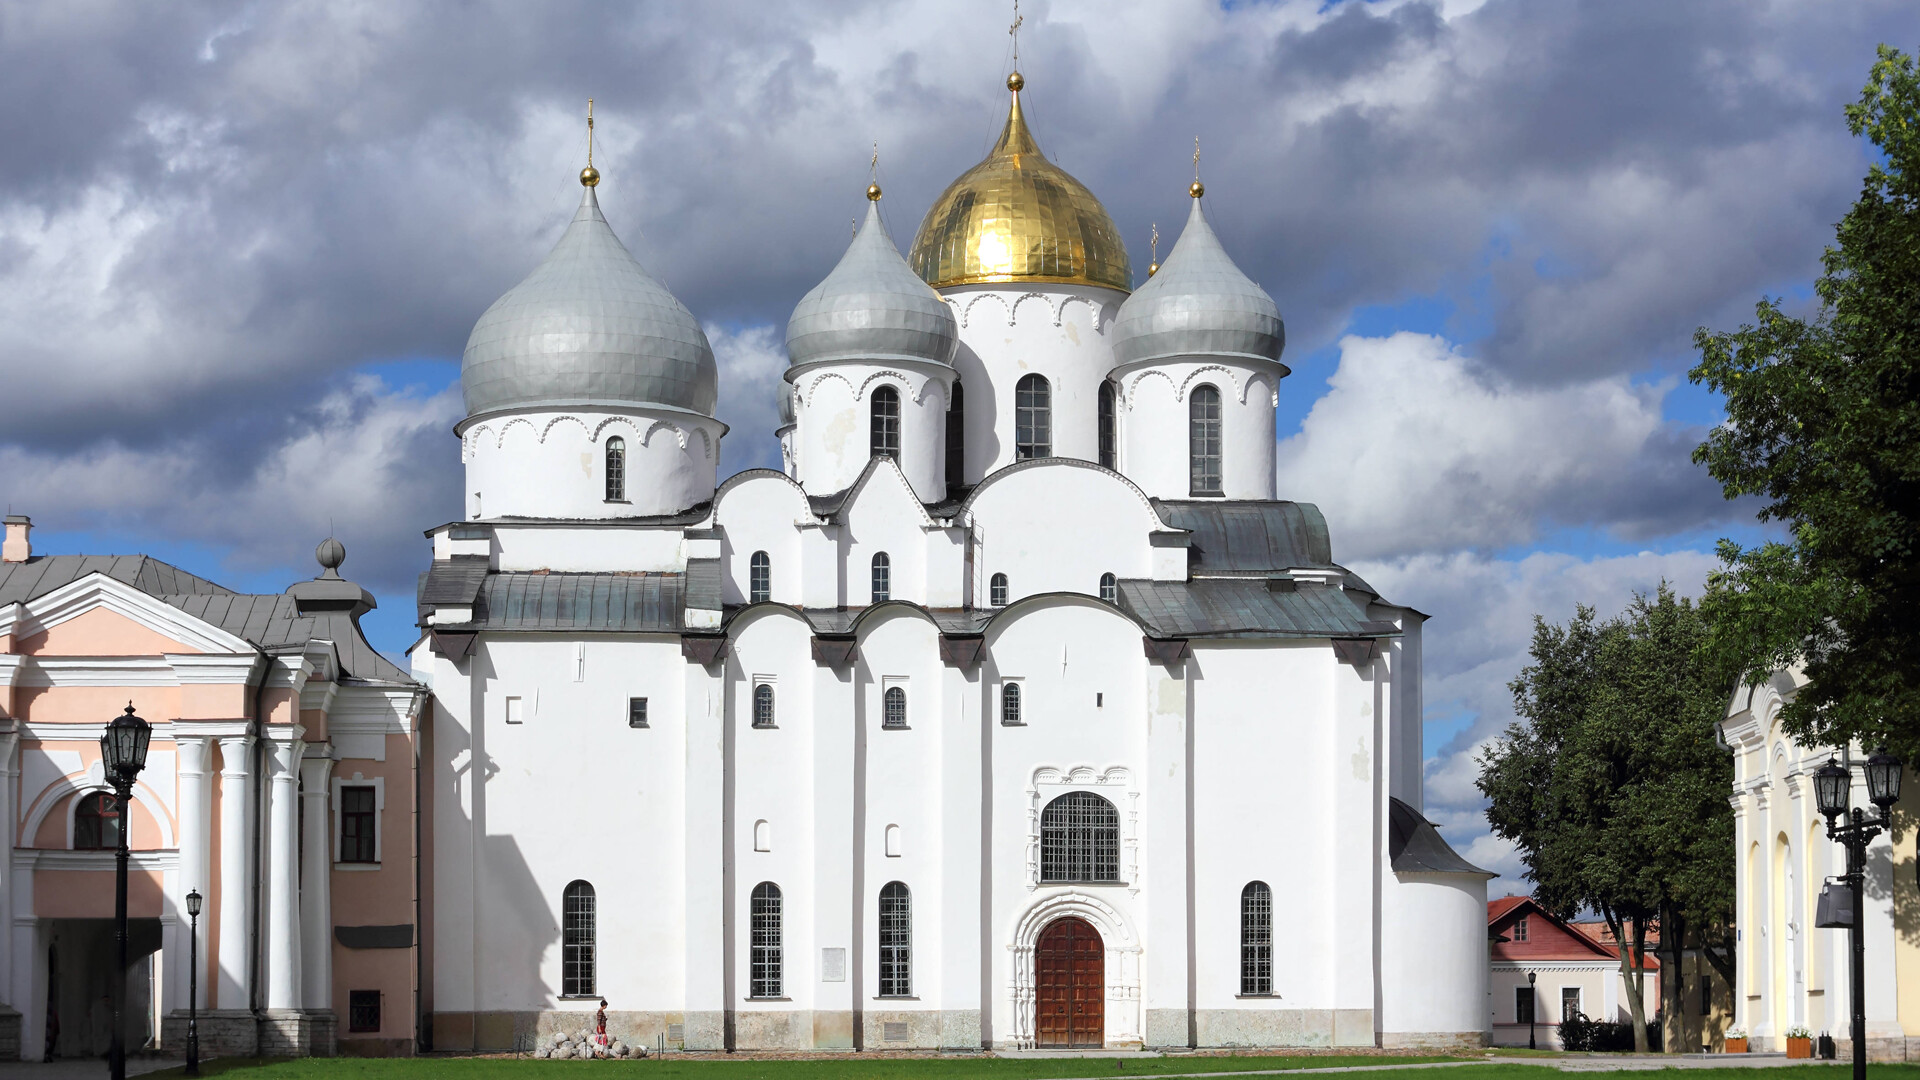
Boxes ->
[1006,887,1143,1049]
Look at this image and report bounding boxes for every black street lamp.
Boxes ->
[1528,971,1538,1050]
[100,703,151,1080]
[185,888,202,1076]
[1814,748,1904,1080]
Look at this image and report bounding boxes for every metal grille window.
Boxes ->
[340,786,377,863]
[884,686,907,729]
[871,553,891,602]
[1001,682,1022,725]
[946,380,966,490]
[754,684,776,728]
[628,697,648,729]
[1099,572,1117,604]
[1240,881,1273,995]
[73,791,121,850]
[1016,374,1051,460]
[1098,380,1117,469]
[348,990,381,1033]
[750,882,783,998]
[989,573,1008,607]
[605,437,626,502]
[1039,791,1120,883]
[1189,385,1223,494]
[750,550,771,603]
[562,880,596,997]
[870,386,901,459]
[878,882,912,997]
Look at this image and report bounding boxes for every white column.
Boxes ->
[299,752,335,1013]
[0,730,16,1017]
[265,737,304,1010]
[173,736,213,1014]
[216,734,255,1010]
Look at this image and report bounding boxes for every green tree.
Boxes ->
[1480,587,1734,1053]
[1690,45,1920,759]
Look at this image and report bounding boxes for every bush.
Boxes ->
[1559,1010,1637,1052]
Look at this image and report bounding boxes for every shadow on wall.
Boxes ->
[1887,796,1917,946]
[46,918,161,1059]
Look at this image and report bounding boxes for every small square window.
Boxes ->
[349,990,381,1033]
[504,695,523,724]
[628,697,648,728]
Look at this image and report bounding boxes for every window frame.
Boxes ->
[72,790,121,851]
[604,436,627,502]
[1098,380,1117,469]
[1560,986,1582,1022]
[870,385,902,460]
[1240,880,1274,996]
[749,550,771,604]
[1000,681,1023,726]
[348,989,382,1034]
[989,572,1009,607]
[628,696,649,729]
[878,881,912,998]
[1513,916,1529,943]
[870,552,891,602]
[753,682,777,729]
[1015,374,1052,460]
[338,785,378,864]
[1188,383,1223,496]
[750,882,784,999]
[1038,791,1121,884]
[562,880,597,998]
[1515,985,1536,1025]
[945,379,966,490]
[1099,572,1117,604]
[331,774,385,868]
[883,686,908,729]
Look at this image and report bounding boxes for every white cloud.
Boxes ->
[709,322,789,477]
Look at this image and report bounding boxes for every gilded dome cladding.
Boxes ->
[908,85,1132,293]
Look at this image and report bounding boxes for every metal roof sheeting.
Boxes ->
[0,555,230,606]
[472,572,685,632]
[1117,579,1371,639]
[1153,500,1333,570]
[1388,797,1494,878]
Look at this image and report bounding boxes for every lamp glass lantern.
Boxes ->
[186,889,202,918]
[1814,757,1852,820]
[1865,749,1903,809]
[101,703,152,782]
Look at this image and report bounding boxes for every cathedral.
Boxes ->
[413,71,1491,1052]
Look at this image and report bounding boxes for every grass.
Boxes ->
[126,1059,1920,1080]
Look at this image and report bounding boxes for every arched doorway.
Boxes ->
[1036,916,1104,1048]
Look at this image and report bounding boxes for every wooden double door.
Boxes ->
[1035,917,1105,1047]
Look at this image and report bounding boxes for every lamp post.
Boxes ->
[1814,748,1904,1080]
[100,703,151,1080]
[185,888,202,1076]
[1528,971,1538,1050]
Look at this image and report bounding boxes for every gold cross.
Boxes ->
[1150,223,1160,264]
[1009,0,1023,66]
[587,99,596,167]
[1193,136,1201,180]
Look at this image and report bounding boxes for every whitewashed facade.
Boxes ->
[411,76,1491,1053]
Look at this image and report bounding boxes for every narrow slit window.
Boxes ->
[1015,374,1051,460]
[749,550,771,603]
[945,380,966,490]
[751,882,783,998]
[989,572,1008,607]
[604,437,626,502]
[871,552,891,602]
[1001,682,1022,726]
[1099,572,1117,604]
[1098,380,1117,469]
[870,386,901,460]
[1241,881,1273,995]
[878,882,912,997]
[1189,385,1223,495]
[883,686,907,729]
[562,880,596,997]
[754,684,776,729]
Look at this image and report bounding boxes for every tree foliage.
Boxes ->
[1479,587,1734,1053]
[1690,45,1920,759]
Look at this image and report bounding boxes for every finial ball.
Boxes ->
[1007,71,1024,92]
[580,165,601,188]
[1148,261,1160,277]
[316,537,346,572]
[867,183,882,201]
[1189,180,1205,199]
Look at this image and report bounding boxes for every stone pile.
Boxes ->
[529,1029,647,1059]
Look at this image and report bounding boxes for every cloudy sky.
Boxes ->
[0,0,1906,893]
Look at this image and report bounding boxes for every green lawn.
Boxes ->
[128,1059,1920,1080]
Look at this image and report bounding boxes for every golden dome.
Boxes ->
[908,78,1132,293]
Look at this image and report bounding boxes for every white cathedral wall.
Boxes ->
[789,363,951,503]
[965,463,1160,604]
[942,284,1127,481]
[460,407,722,520]
[1117,360,1278,501]
[838,463,946,607]
[1380,871,1489,1047]
[714,474,813,605]
[490,523,686,574]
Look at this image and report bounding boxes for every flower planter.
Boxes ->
[1788,1037,1812,1059]
[1725,1037,1749,1053]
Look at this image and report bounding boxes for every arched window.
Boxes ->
[871,386,901,460]
[878,882,912,997]
[1189,385,1223,495]
[753,683,776,728]
[604,437,626,502]
[989,572,1009,607]
[884,686,907,729]
[1241,881,1273,995]
[945,380,966,490]
[871,553,891,602]
[1001,682,1022,726]
[1039,791,1120,883]
[73,791,121,850]
[1099,572,1117,604]
[1015,374,1051,460]
[749,551,771,603]
[1098,381,1117,469]
[750,882,783,998]
[562,880,596,997]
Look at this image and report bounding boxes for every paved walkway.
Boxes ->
[1030,1053,1825,1080]
[0,1057,179,1078]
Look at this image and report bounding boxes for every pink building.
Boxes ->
[0,516,424,1059]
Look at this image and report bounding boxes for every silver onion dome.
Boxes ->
[786,196,958,370]
[1111,195,1284,366]
[462,185,718,419]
